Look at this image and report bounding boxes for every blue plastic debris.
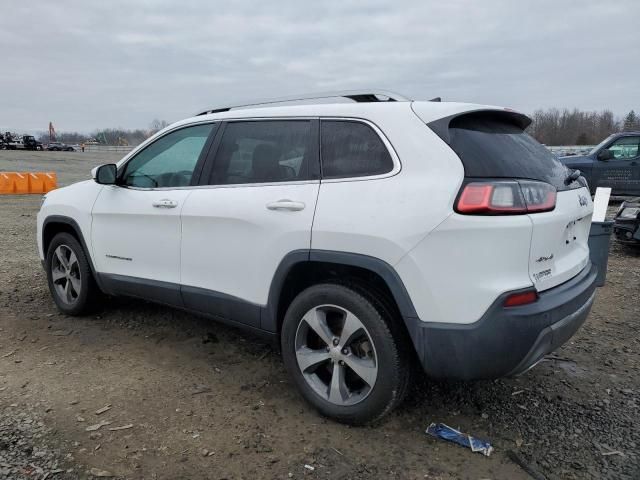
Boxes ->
[426,423,494,457]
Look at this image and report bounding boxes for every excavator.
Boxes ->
[49,122,56,143]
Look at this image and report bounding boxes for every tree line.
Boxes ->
[35,119,169,146]
[527,109,639,146]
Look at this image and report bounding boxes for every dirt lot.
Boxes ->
[0,150,638,479]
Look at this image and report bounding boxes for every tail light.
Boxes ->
[456,180,556,215]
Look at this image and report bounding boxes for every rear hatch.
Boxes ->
[527,188,592,291]
[425,108,593,292]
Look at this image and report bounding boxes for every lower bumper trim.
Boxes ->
[403,263,598,380]
[507,290,595,376]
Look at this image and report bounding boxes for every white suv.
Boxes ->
[37,91,599,424]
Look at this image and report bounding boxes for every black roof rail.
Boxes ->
[196,90,412,116]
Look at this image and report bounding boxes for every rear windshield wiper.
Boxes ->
[565,169,581,186]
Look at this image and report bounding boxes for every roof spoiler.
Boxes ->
[427,109,532,144]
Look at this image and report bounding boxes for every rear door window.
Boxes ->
[446,113,574,190]
[320,120,394,179]
[208,120,315,185]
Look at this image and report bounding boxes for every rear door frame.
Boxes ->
[181,117,321,329]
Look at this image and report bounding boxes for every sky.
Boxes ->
[1,0,639,133]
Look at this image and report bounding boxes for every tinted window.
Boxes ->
[209,121,313,185]
[448,113,574,190]
[321,121,394,179]
[122,124,214,188]
[607,136,640,160]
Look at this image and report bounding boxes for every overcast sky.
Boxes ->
[2,0,639,133]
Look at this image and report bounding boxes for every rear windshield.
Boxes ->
[447,113,575,190]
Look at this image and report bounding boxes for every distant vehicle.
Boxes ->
[559,132,640,196]
[613,198,640,245]
[47,142,75,152]
[0,134,44,150]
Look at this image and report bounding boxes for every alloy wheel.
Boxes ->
[51,245,81,305]
[294,304,378,406]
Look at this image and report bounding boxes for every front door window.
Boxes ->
[121,124,214,188]
[607,136,640,160]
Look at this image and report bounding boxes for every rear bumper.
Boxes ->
[404,262,598,380]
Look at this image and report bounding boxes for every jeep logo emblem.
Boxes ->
[578,195,588,207]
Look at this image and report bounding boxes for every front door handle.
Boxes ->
[152,199,178,209]
[266,200,305,211]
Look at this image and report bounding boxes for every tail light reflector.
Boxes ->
[504,290,538,307]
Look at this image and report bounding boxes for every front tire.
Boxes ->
[45,233,99,315]
[281,283,411,425]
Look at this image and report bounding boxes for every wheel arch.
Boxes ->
[42,216,100,286]
[262,250,419,335]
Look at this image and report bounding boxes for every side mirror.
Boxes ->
[597,149,614,161]
[94,164,117,185]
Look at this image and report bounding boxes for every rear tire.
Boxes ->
[281,283,411,425]
[45,233,99,315]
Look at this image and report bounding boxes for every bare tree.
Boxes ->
[527,108,624,145]
[149,119,170,135]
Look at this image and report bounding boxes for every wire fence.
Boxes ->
[548,145,594,157]
[82,144,135,153]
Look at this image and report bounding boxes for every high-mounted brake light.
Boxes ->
[456,180,556,215]
[504,290,538,307]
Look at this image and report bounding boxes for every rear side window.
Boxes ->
[321,120,394,179]
[447,113,574,190]
[209,120,314,185]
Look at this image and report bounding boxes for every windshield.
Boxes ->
[589,135,615,155]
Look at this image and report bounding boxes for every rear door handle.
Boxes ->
[266,200,305,211]
[152,199,178,209]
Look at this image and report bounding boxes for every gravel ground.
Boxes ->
[0,150,639,479]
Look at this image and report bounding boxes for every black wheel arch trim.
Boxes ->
[261,249,419,332]
[262,249,311,332]
[41,215,104,290]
